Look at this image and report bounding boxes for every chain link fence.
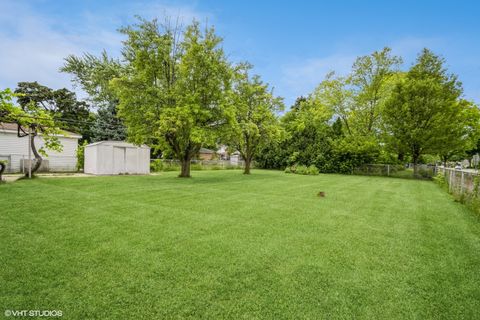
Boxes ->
[150,159,246,172]
[435,167,480,214]
[437,167,480,196]
[353,164,437,179]
[0,154,77,173]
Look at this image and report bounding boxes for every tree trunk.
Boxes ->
[243,159,251,174]
[179,158,191,178]
[0,162,5,181]
[441,155,448,168]
[243,156,252,174]
[412,148,420,176]
[26,133,42,177]
[397,152,404,162]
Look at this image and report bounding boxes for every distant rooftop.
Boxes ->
[0,122,81,138]
[199,148,215,154]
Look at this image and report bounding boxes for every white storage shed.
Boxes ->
[84,141,150,175]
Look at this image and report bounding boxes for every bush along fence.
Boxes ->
[353,164,437,179]
[284,165,319,175]
[150,159,246,172]
[436,167,480,214]
[283,163,438,178]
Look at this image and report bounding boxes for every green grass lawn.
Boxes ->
[1,170,480,319]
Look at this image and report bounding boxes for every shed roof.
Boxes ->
[86,140,150,149]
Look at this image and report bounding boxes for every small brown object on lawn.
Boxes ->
[318,191,325,197]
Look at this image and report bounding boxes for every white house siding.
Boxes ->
[0,131,79,173]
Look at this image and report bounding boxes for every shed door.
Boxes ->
[113,147,126,174]
[125,148,138,173]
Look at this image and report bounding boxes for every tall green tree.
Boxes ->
[435,99,480,165]
[280,96,339,171]
[383,49,473,169]
[313,72,353,134]
[61,51,126,141]
[14,82,91,140]
[300,48,401,170]
[349,47,402,135]
[110,18,232,177]
[62,51,123,106]
[228,67,284,174]
[1,88,62,176]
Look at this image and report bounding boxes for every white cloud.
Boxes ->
[0,0,208,96]
[0,2,73,90]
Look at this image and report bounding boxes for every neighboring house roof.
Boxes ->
[0,122,82,139]
[199,147,215,154]
[86,140,150,149]
[0,122,23,131]
[217,145,228,154]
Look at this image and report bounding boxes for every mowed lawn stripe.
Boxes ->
[1,170,479,319]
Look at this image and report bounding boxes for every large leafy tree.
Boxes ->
[436,99,480,165]
[300,48,401,170]
[228,67,283,174]
[14,82,91,140]
[110,18,232,177]
[279,96,339,171]
[1,88,62,176]
[61,51,126,141]
[313,72,353,134]
[383,49,476,169]
[349,47,402,136]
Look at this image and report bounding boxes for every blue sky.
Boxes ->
[0,0,479,107]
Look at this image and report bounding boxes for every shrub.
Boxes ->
[190,163,203,171]
[76,140,88,171]
[307,165,319,175]
[433,172,447,189]
[285,164,319,175]
[150,159,164,172]
[417,167,434,179]
[295,165,308,175]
